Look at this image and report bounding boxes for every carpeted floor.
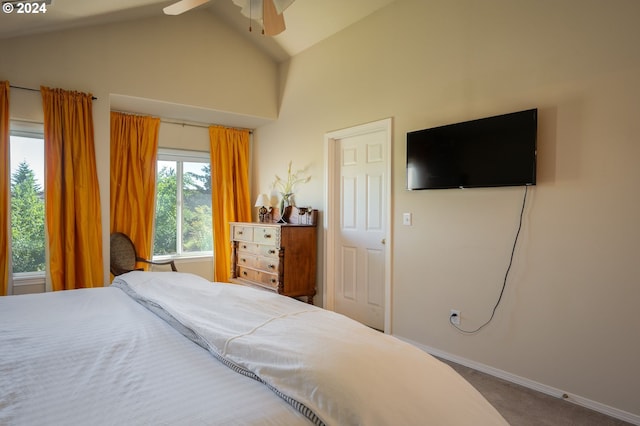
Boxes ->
[441,359,634,426]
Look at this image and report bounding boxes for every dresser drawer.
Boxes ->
[233,225,254,242]
[255,270,279,290]
[257,256,279,272]
[236,253,278,272]
[237,267,279,290]
[237,266,257,281]
[253,226,278,245]
[236,253,258,268]
[237,242,260,254]
[238,243,278,258]
[257,245,278,258]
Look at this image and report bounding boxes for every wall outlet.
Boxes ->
[450,309,461,325]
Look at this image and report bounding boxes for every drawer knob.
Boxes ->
[268,264,275,269]
[269,249,276,254]
[264,234,272,239]
[271,278,276,284]
[242,271,248,276]
[238,231,243,235]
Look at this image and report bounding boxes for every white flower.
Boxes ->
[272,161,311,198]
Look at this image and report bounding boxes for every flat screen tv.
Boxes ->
[406,109,537,190]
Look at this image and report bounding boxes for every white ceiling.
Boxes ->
[0,0,396,61]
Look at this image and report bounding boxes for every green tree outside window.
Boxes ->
[154,158,212,257]
[11,161,45,273]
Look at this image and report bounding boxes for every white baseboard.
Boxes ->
[396,336,640,426]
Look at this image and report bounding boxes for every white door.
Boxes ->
[325,119,391,332]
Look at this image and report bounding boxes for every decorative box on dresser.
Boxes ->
[229,222,317,304]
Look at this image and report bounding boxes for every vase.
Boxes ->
[278,193,292,223]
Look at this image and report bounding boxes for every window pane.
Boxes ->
[182,162,212,253]
[10,136,45,273]
[153,152,213,258]
[154,161,177,255]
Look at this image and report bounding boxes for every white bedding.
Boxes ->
[113,272,508,426]
[0,285,311,425]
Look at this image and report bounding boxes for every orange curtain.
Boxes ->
[110,112,160,269]
[209,125,251,282]
[0,82,9,296]
[41,86,103,291]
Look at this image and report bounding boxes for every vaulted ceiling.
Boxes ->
[0,0,397,62]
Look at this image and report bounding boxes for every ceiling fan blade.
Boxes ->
[163,0,211,15]
[263,0,285,36]
[271,0,294,15]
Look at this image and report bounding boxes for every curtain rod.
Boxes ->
[10,84,98,100]
[159,117,253,134]
[111,110,253,134]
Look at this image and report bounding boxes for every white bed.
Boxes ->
[1,271,507,425]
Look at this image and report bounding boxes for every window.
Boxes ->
[9,124,46,278]
[154,149,213,258]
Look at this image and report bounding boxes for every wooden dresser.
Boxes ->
[229,222,317,304]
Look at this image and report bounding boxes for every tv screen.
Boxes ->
[406,109,537,190]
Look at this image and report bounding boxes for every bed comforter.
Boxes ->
[112,271,508,426]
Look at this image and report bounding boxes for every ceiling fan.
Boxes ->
[163,0,296,36]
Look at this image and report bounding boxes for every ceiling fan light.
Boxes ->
[232,0,295,19]
[232,0,261,19]
[232,0,292,35]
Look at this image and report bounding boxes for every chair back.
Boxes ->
[110,232,137,276]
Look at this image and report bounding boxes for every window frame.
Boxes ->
[154,148,213,261]
[8,121,46,287]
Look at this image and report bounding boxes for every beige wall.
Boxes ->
[1,10,277,284]
[2,0,639,420]
[253,0,640,419]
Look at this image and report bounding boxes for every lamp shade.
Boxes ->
[255,193,271,207]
